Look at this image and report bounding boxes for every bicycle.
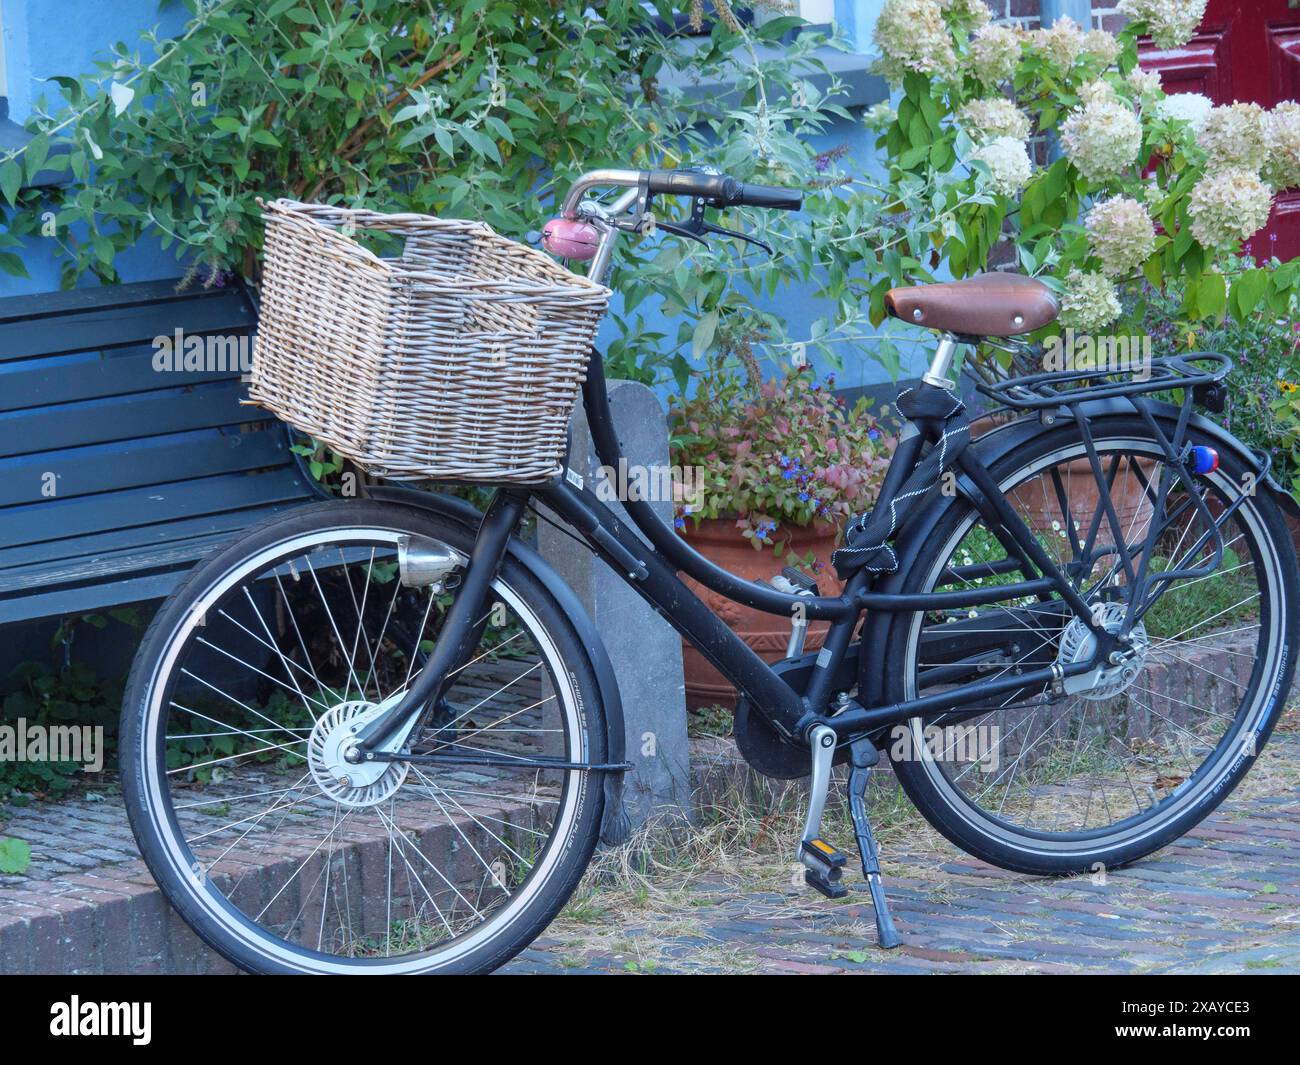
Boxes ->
[121,166,1300,974]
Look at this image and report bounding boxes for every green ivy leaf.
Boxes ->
[0,160,22,207]
[692,310,719,361]
[0,838,31,875]
[1196,272,1227,321]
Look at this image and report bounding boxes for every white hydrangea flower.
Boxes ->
[1083,29,1122,68]
[1155,92,1213,130]
[863,101,898,132]
[1079,79,1119,107]
[1033,16,1086,71]
[1197,102,1268,173]
[1059,269,1122,331]
[939,0,992,29]
[970,135,1034,197]
[1264,100,1300,190]
[969,24,1023,87]
[958,97,1032,144]
[1085,196,1157,276]
[1060,98,1143,183]
[1117,0,1208,51]
[1187,168,1274,249]
[872,0,956,84]
[1126,67,1164,101]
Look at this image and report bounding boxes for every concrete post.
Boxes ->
[538,379,691,828]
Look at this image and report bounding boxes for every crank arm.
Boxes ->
[370,750,632,773]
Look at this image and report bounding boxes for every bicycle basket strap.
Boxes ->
[831,387,970,581]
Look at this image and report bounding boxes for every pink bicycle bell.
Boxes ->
[542,218,600,261]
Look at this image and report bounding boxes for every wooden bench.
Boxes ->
[0,279,327,624]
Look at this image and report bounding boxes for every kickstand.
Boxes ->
[848,739,903,950]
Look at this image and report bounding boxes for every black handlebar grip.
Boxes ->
[736,183,803,211]
[645,169,802,210]
[645,169,737,202]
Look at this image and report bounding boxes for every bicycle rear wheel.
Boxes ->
[121,499,606,973]
[883,418,1297,875]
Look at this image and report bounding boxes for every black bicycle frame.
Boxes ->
[359,352,1228,758]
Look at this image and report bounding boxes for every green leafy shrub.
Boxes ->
[0,1,968,387]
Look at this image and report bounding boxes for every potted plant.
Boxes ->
[669,357,894,709]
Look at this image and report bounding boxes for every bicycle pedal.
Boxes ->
[800,837,846,874]
[803,867,848,900]
[779,565,820,596]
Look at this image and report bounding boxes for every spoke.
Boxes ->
[200,771,313,870]
[305,553,366,698]
[274,571,329,697]
[410,770,513,889]
[411,765,533,870]
[426,694,556,753]
[344,548,380,696]
[195,635,330,718]
[373,805,485,924]
[169,701,310,747]
[167,736,307,775]
[238,587,323,723]
[1126,680,1234,723]
[400,588,439,692]
[425,660,544,741]
[177,669,311,747]
[255,806,356,922]
[377,807,455,939]
[174,783,311,811]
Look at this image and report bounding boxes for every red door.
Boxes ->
[1138,0,1300,261]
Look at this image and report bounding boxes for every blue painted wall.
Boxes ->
[1,0,191,294]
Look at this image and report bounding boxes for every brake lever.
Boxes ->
[699,219,773,256]
[657,220,710,247]
[656,196,773,255]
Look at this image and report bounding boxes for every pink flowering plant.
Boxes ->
[670,360,894,552]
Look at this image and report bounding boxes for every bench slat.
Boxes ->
[0,427,292,507]
[0,468,312,555]
[0,380,276,459]
[0,283,255,362]
[0,503,302,577]
[0,513,295,594]
[0,347,244,414]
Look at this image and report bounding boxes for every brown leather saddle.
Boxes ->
[885,273,1058,338]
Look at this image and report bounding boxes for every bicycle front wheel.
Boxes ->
[121,499,606,974]
[883,418,1298,875]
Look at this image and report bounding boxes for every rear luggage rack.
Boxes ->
[975,351,1231,411]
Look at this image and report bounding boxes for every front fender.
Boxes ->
[363,484,631,843]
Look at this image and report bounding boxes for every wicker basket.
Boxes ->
[248,198,611,483]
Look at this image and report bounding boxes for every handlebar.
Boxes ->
[559,167,802,218]
[644,169,803,211]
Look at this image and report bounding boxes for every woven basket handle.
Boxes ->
[260,197,486,238]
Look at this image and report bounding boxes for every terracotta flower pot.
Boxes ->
[678,518,844,711]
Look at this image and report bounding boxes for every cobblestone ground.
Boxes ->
[502,729,1300,975]
[2,721,1297,974]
